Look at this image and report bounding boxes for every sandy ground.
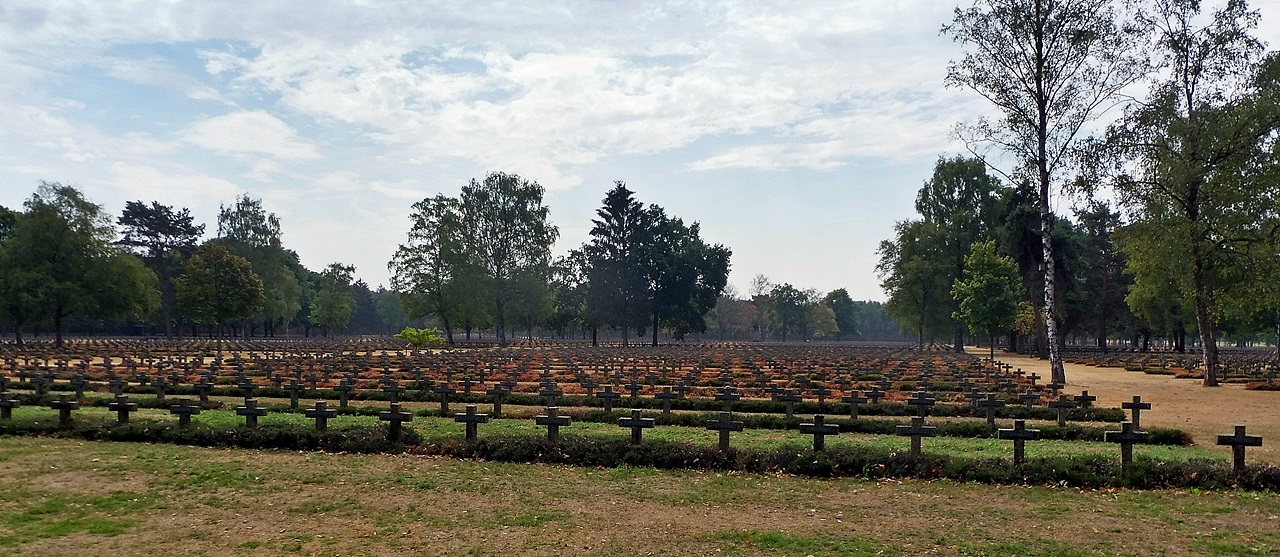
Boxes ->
[978,348,1280,464]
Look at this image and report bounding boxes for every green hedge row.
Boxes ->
[0,417,419,453]
[561,409,1193,446]
[418,434,1280,492]
[0,417,1270,491]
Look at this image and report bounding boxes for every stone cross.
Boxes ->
[798,414,840,451]
[169,399,201,427]
[107,377,127,396]
[1013,390,1037,408]
[964,389,986,407]
[382,381,406,403]
[0,395,20,420]
[625,382,644,399]
[654,386,678,415]
[812,386,832,410]
[1074,391,1097,408]
[236,378,259,402]
[1121,395,1151,431]
[235,398,269,427]
[436,383,457,415]
[69,375,90,398]
[777,389,803,419]
[379,402,415,443]
[596,385,621,412]
[1104,421,1148,466]
[977,393,1006,428]
[454,404,490,441]
[535,406,572,443]
[998,419,1040,466]
[906,391,936,418]
[706,411,744,450]
[674,382,693,400]
[1216,425,1263,472]
[193,378,214,403]
[305,400,338,433]
[896,416,936,457]
[714,386,740,412]
[865,388,886,404]
[1048,394,1077,427]
[151,377,171,401]
[50,394,80,428]
[333,381,355,408]
[617,409,655,444]
[842,391,868,419]
[537,381,562,406]
[486,384,510,416]
[284,379,306,410]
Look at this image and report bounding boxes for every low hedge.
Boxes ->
[416,434,1280,491]
[0,416,1269,491]
[561,409,1193,446]
[0,416,419,453]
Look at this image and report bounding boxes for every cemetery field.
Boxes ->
[1,435,1277,557]
[986,351,1280,465]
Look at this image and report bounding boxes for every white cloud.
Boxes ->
[107,161,242,205]
[180,110,321,161]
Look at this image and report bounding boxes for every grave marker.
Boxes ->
[617,409,655,444]
[235,398,269,427]
[1216,425,1263,473]
[535,406,572,443]
[1104,421,1148,466]
[169,399,201,427]
[379,402,414,443]
[50,394,79,428]
[896,416,936,457]
[706,411,744,450]
[997,419,1040,466]
[454,404,490,441]
[1121,395,1151,431]
[596,385,621,412]
[842,391,867,419]
[305,400,338,433]
[798,414,840,451]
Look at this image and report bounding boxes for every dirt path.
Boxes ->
[977,348,1280,464]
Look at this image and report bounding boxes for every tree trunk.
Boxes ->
[954,328,965,352]
[1040,200,1065,384]
[1192,256,1220,386]
[591,326,598,347]
[441,315,455,346]
[54,308,65,349]
[651,303,660,347]
[494,297,507,347]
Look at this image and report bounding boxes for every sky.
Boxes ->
[1,1,1278,301]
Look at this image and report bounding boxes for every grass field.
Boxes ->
[1,409,1278,556]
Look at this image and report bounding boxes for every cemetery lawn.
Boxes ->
[2,436,1278,557]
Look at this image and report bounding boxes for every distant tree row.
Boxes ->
[0,183,409,346]
[390,177,734,346]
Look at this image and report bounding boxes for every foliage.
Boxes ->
[117,200,205,338]
[460,172,559,346]
[394,326,445,347]
[310,263,356,336]
[174,243,264,353]
[821,288,859,340]
[952,240,1023,357]
[945,0,1147,383]
[1107,0,1279,385]
[0,183,159,346]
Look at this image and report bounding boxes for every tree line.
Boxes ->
[884,0,1280,385]
[0,183,409,347]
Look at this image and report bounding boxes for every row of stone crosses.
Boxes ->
[3,380,1263,472]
